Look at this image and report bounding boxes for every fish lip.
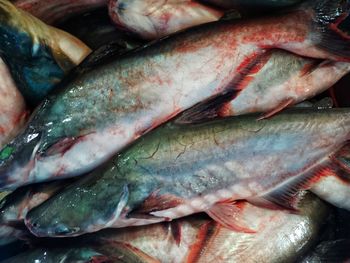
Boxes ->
[24,217,80,238]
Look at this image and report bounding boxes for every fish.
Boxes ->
[301,239,350,263]
[83,192,329,263]
[24,108,350,237]
[0,181,67,246]
[12,0,107,25]
[199,0,302,10]
[0,58,27,148]
[0,180,67,225]
[0,0,91,105]
[1,0,350,190]
[1,247,112,263]
[108,0,225,39]
[58,7,144,50]
[178,50,350,122]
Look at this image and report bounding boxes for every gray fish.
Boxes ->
[24,108,350,237]
[1,0,350,190]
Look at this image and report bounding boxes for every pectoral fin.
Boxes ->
[206,200,256,233]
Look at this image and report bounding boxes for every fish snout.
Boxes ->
[24,216,80,237]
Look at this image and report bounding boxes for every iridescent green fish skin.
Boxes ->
[25,109,350,237]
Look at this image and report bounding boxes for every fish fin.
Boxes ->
[299,60,332,77]
[207,200,256,233]
[257,98,295,120]
[185,221,216,263]
[303,0,350,60]
[102,241,160,263]
[130,191,184,216]
[170,221,182,246]
[175,51,272,124]
[43,137,80,156]
[90,255,113,263]
[261,162,339,211]
[331,142,350,173]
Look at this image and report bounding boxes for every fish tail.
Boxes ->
[305,0,350,60]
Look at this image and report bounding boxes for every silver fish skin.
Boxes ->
[87,193,329,263]
[0,58,27,148]
[24,108,350,237]
[108,0,224,39]
[1,0,350,190]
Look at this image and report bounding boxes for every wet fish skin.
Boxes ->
[0,0,91,105]
[0,181,66,225]
[1,0,350,190]
[24,109,350,237]
[1,247,110,263]
[199,0,302,9]
[0,57,27,148]
[108,0,224,39]
[12,0,107,25]
[58,7,144,50]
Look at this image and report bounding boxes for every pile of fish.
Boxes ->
[1,0,350,262]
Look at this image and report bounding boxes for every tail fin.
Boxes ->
[305,0,350,60]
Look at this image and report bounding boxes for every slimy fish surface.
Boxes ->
[0,0,91,105]
[108,0,224,39]
[0,57,27,148]
[24,109,350,237]
[86,193,329,263]
[1,0,350,190]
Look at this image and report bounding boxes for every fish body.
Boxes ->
[1,247,109,263]
[0,58,27,148]
[24,108,350,237]
[0,0,91,105]
[108,0,224,39]
[59,7,144,50]
[200,0,302,9]
[12,0,107,25]
[1,0,350,190]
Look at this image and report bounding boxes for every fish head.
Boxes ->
[0,128,44,190]
[24,176,130,237]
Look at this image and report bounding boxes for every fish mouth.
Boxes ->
[24,217,80,237]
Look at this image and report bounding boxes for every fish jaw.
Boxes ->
[108,0,224,39]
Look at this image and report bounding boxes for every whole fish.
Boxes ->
[1,0,349,190]
[0,58,27,148]
[24,108,350,237]
[108,0,224,39]
[12,0,107,25]
[0,0,91,105]
[88,193,329,263]
[59,7,144,50]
